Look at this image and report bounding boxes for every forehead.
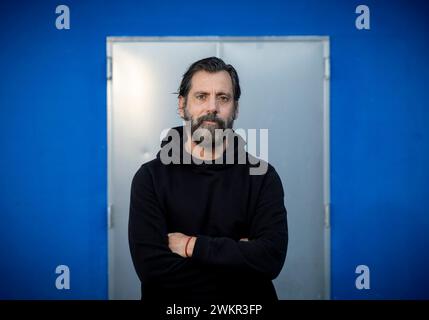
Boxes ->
[189,70,233,94]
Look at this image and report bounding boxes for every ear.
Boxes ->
[178,96,185,119]
[233,102,239,120]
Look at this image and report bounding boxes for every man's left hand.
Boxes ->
[167,232,195,258]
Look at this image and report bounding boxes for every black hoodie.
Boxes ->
[129,126,288,302]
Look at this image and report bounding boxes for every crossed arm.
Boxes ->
[167,233,248,258]
[129,165,288,284]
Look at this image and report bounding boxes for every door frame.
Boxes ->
[106,36,331,299]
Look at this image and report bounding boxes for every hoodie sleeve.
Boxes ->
[128,164,206,287]
[191,165,288,280]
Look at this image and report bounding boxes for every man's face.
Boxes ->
[179,70,238,146]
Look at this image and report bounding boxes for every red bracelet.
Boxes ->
[185,236,193,258]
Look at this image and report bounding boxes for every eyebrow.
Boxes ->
[194,91,232,97]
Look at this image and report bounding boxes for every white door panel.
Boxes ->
[107,37,330,300]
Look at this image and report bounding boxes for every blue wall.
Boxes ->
[0,0,428,299]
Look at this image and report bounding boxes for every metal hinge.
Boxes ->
[323,39,330,80]
[108,204,113,229]
[324,57,330,80]
[107,56,112,81]
[324,203,330,228]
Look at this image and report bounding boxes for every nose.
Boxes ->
[206,95,217,113]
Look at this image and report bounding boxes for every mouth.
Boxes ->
[203,120,217,125]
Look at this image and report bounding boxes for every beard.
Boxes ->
[183,105,235,147]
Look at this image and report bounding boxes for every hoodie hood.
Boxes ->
[156,125,249,170]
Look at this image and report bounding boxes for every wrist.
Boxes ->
[185,236,196,258]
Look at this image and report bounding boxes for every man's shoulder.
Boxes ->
[132,158,163,181]
[245,153,278,177]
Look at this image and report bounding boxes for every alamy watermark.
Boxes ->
[355,265,370,290]
[159,124,269,176]
[355,5,370,30]
[55,264,70,290]
[55,5,70,30]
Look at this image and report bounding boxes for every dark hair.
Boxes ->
[178,57,241,102]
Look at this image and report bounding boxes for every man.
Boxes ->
[129,57,288,301]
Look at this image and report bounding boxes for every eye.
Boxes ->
[219,96,230,102]
[196,94,206,100]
